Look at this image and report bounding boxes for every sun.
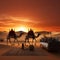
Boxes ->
[16,26,28,32]
[19,27,26,31]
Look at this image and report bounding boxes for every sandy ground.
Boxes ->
[0,43,60,60]
[0,34,60,60]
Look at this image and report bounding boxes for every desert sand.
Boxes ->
[0,33,60,60]
[0,42,60,60]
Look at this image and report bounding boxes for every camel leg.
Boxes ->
[25,38,29,46]
[28,38,29,42]
[33,39,34,45]
[7,38,11,45]
[14,38,15,43]
[25,38,26,42]
[32,39,33,45]
[32,38,34,45]
[14,38,19,45]
[35,38,36,46]
[25,38,27,46]
[7,38,9,45]
[9,38,11,44]
[16,39,19,45]
[27,38,30,44]
[28,38,30,45]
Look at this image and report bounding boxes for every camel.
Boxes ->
[25,29,40,44]
[7,29,24,45]
[25,33,40,42]
[7,29,19,45]
[7,29,40,46]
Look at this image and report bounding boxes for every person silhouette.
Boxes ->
[21,43,24,50]
[8,29,16,38]
[27,29,35,38]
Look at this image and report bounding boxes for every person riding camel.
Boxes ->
[7,29,19,45]
[27,29,35,38]
[8,29,16,38]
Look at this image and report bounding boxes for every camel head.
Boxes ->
[35,33,41,38]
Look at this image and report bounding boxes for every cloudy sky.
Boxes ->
[0,0,60,32]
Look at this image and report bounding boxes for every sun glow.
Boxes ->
[16,26,28,32]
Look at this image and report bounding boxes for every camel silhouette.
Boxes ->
[7,29,19,45]
[25,29,40,43]
[7,29,25,45]
[7,29,40,46]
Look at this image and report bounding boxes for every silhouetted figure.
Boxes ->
[29,45,34,51]
[27,29,35,38]
[8,29,16,38]
[21,43,24,50]
[7,29,19,45]
[25,29,34,42]
[25,29,40,45]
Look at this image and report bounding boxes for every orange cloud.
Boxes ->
[0,15,60,32]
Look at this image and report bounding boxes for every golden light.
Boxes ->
[16,26,28,32]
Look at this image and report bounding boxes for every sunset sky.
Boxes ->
[0,0,60,32]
